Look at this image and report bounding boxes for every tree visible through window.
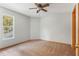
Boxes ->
[3,16,13,33]
[0,16,14,40]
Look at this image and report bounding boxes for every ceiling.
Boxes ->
[0,3,75,17]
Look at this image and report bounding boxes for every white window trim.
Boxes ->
[1,15,15,40]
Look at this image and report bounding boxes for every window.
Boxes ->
[0,15,15,40]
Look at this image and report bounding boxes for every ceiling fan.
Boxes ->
[29,3,50,13]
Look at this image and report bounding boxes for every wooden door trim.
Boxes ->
[72,5,76,48]
[77,3,79,55]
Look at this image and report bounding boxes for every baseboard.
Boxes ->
[0,39,71,50]
[0,39,30,50]
[40,39,71,45]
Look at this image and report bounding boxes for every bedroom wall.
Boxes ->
[40,13,72,44]
[0,6,72,49]
[30,17,40,39]
[0,7,30,48]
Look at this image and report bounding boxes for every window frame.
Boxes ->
[0,15,15,40]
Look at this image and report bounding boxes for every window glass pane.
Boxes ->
[3,16,13,26]
[3,16,14,39]
[3,16,13,33]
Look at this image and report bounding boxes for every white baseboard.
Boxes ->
[41,39,71,45]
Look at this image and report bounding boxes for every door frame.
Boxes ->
[71,3,79,56]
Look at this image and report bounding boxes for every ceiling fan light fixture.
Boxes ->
[29,3,50,13]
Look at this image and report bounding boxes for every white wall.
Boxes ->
[30,17,40,39]
[40,13,72,44]
[0,6,72,49]
[0,7,30,48]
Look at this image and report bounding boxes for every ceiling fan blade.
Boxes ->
[29,8,37,9]
[35,3,39,6]
[41,9,47,12]
[43,4,49,7]
[37,9,40,13]
[35,3,42,8]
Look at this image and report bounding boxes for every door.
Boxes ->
[72,5,76,56]
[72,3,79,56]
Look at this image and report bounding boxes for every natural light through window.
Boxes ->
[0,15,15,40]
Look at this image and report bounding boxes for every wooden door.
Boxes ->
[72,5,76,55]
[72,3,79,56]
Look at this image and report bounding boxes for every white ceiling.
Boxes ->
[0,3,75,17]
